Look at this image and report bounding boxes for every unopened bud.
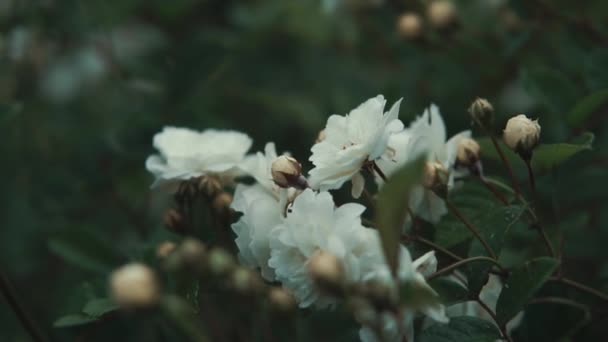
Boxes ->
[397,13,423,40]
[424,161,449,199]
[198,176,222,197]
[110,263,160,308]
[180,238,206,265]
[316,129,327,143]
[308,251,345,295]
[468,98,494,129]
[231,267,263,295]
[268,287,297,312]
[156,241,177,259]
[503,114,541,159]
[212,192,233,215]
[427,1,458,30]
[456,138,481,167]
[271,156,307,189]
[207,248,236,276]
[164,209,186,234]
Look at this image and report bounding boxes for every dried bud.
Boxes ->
[268,287,296,313]
[468,98,494,129]
[308,251,345,295]
[207,248,236,276]
[316,129,327,143]
[503,114,541,158]
[397,13,423,40]
[271,156,307,189]
[164,209,186,234]
[427,1,457,30]
[156,241,177,259]
[231,267,263,295]
[423,161,449,199]
[110,263,160,308]
[456,138,481,167]
[198,176,222,197]
[212,192,233,215]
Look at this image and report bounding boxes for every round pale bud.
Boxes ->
[156,241,177,259]
[308,251,345,293]
[316,129,327,143]
[456,138,481,166]
[231,267,263,295]
[198,176,222,197]
[110,263,160,308]
[503,114,541,156]
[397,13,423,40]
[271,155,306,189]
[468,98,494,128]
[163,209,186,234]
[212,192,233,214]
[427,0,457,30]
[207,248,236,276]
[423,161,449,198]
[268,287,296,312]
[179,238,206,265]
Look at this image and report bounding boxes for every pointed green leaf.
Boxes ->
[429,277,470,306]
[531,133,594,172]
[419,316,502,342]
[53,314,97,328]
[376,157,426,276]
[400,279,441,310]
[567,89,608,127]
[496,257,559,325]
[82,298,119,318]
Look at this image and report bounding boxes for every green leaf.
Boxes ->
[465,205,526,294]
[419,316,503,342]
[567,89,608,127]
[496,257,559,325]
[531,133,594,172]
[48,228,125,273]
[82,298,119,318]
[584,49,608,91]
[522,67,580,115]
[429,277,470,306]
[376,157,426,276]
[53,314,98,328]
[400,279,442,310]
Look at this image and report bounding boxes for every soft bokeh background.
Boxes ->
[1,0,607,341]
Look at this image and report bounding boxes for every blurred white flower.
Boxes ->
[145,127,252,187]
[376,104,470,223]
[268,189,382,308]
[359,251,448,342]
[308,95,404,198]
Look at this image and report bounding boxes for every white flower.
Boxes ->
[359,251,448,342]
[309,95,404,198]
[145,127,252,187]
[268,189,383,308]
[376,104,470,223]
[231,183,283,281]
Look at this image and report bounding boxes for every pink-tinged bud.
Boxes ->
[271,156,307,189]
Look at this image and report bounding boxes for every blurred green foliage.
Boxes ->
[1,0,608,341]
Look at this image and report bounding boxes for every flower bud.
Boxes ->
[110,263,160,308]
[207,248,236,277]
[179,238,207,265]
[397,13,423,40]
[164,209,186,234]
[468,98,494,129]
[503,114,541,158]
[212,192,233,215]
[456,138,481,167]
[231,267,263,295]
[156,241,177,259]
[427,1,458,30]
[271,155,307,189]
[268,287,296,313]
[198,176,222,197]
[423,161,449,199]
[308,251,345,295]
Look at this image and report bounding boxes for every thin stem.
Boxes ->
[446,200,497,260]
[524,159,536,196]
[489,135,522,198]
[372,162,388,182]
[0,271,47,342]
[477,175,509,205]
[427,256,505,281]
[476,298,513,342]
[413,236,463,262]
[534,223,556,257]
[549,277,608,302]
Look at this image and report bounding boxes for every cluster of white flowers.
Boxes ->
[145,95,482,341]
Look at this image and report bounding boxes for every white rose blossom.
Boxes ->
[308,95,404,198]
[145,127,252,187]
[268,189,384,308]
[376,104,471,223]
